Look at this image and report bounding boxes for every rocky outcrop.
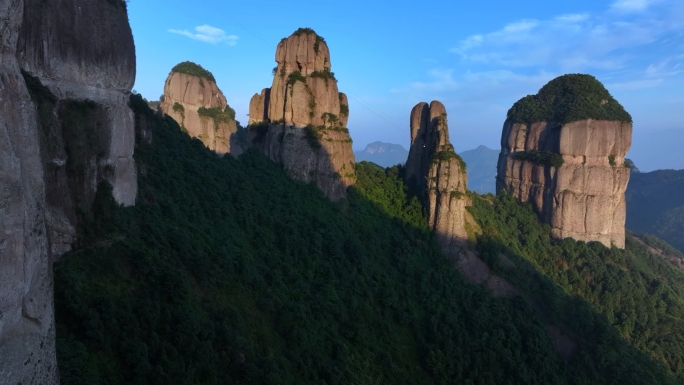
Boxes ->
[1,0,137,382]
[405,101,470,254]
[159,62,239,155]
[496,74,632,248]
[247,29,355,200]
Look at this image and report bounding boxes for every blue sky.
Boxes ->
[129,0,684,171]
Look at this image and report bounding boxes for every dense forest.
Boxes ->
[626,169,684,253]
[54,95,684,384]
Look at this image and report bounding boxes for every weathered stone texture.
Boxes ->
[497,119,632,248]
[247,30,355,200]
[1,0,137,382]
[249,124,356,201]
[248,88,270,125]
[405,101,469,255]
[159,71,239,155]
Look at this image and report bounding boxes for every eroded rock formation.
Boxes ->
[0,0,137,382]
[248,29,355,200]
[496,74,632,248]
[405,101,470,254]
[159,62,240,155]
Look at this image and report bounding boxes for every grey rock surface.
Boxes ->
[1,0,137,382]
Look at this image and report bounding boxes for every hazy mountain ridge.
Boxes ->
[354,141,409,167]
[626,168,684,253]
[460,145,499,194]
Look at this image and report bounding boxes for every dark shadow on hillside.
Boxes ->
[51,95,682,385]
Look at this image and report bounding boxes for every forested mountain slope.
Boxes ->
[626,169,684,253]
[54,96,683,384]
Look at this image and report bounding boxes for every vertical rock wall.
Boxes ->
[0,0,137,382]
[497,120,632,248]
[248,29,355,201]
[405,101,470,254]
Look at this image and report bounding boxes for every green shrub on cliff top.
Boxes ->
[291,28,326,53]
[293,27,316,36]
[507,74,632,125]
[171,61,216,83]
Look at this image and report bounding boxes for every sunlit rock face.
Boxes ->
[405,101,470,255]
[159,63,240,155]
[248,29,355,201]
[1,0,137,382]
[496,74,633,248]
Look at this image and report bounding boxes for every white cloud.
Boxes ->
[645,56,684,77]
[169,25,238,45]
[398,68,555,103]
[610,0,661,13]
[555,13,590,23]
[450,1,683,75]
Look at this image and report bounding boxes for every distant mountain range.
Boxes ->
[355,142,499,194]
[354,141,409,168]
[626,167,684,253]
[459,145,499,194]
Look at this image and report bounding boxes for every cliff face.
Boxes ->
[496,74,632,248]
[405,101,470,254]
[0,0,137,382]
[159,63,239,155]
[248,29,355,200]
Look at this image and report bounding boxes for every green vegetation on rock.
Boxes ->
[310,69,336,82]
[198,105,236,123]
[171,61,216,83]
[293,27,316,36]
[291,28,325,53]
[512,150,564,168]
[286,71,306,86]
[172,102,184,114]
[431,148,467,170]
[507,74,632,125]
[303,124,322,149]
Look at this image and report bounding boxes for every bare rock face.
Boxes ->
[159,62,239,155]
[496,74,632,248]
[1,0,137,382]
[405,101,470,254]
[247,29,355,201]
[248,88,270,125]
